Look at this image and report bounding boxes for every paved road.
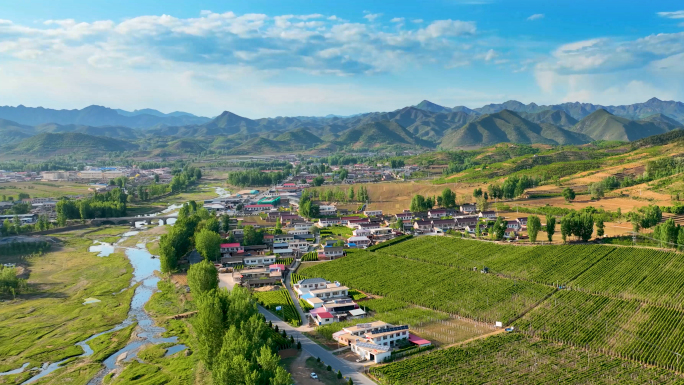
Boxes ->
[259,308,376,385]
[284,267,309,327]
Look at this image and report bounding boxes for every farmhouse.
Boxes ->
[413,220,432,232]
[479,211,497,220]
[243,204,274,212]
[460,203,477,213]
[363,209,383,217]
[318,247,345,260]
[347,235,371,248]
[394,212,413,220]
[432,219,457,230]
[319,205,338,216]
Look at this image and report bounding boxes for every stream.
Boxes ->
[3,187,229,384]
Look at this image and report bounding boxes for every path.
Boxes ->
[443,328,507,349]
[259,307,376,385]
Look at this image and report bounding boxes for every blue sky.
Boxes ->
[0,0,683,118]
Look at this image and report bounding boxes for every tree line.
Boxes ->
[56,188,128,225]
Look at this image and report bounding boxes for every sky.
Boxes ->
[0,0,683,118]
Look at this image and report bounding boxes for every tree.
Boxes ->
[473,188,483,199]
[159,242,177,273]
[492,217,506,241]
[441,188,456,208]
[476,196,488,212]
[589,183,605,200]
[348,378,354,385]
[545,215,556,242]
[188,259,219,295]
[562,188,576,202]
[527,215,542,243]
[338,169,349,181]
[347,187,355,202]
[410,195,426,212]
[205,217,220,233]
[195,228,222,262]
[560,215,571,243]
[194,290,228,370]
[312,176,325,186]
[391,217,403,230]
[154,174,160,183]
[596,218,605,238]
[220,214,231,233]
[274,217,282,235]
[243,225,265,246]
[337,370,342,379]
[617,207,622,223]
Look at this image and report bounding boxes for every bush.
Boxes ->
[327,365,332,371]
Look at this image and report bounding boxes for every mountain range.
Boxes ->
[1,98,683,155]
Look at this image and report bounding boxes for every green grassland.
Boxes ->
[0,233,135,384]
[0,181,89,199]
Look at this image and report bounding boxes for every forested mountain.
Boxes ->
[0,105,210,128]
[1,98,683,155]
[10,132,138,154]
[569,109,678,141]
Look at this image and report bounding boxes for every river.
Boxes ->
[3,187,230,383]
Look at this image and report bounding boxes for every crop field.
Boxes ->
[570,247,684,307]
[298,252,553,324]
[516,290,684,371]
[377,236,615,285]
[252,289,301,326]
[370,333,684,385]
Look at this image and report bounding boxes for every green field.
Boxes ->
[0,231,135,384]
[371,333,684,384]
[298,251,553,324]
[253,289,302,326]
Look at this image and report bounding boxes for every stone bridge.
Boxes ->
[90,215,176,226]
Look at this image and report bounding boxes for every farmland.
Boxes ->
[376,236,614,285]
[252,289,301,326]
[370,333,684,385]
[298,251,554,324]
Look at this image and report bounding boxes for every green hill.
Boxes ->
[414,100,451,113]
[274,128,323,147]
[440,110,589,148]
[36,123,140,139]
[10,132,137,154]
[520,110,578,128]
[334,121,432,149]
[570,109,677,141]
[0,118,35,144]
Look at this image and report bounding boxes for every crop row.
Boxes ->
[516,290,684,371]
[253,289,301,326]
[371,333,684,384]
[298,251,553,324]
[377,236,613,286]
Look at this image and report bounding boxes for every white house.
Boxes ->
[294,278,330,297]
[479,211,497,220]
[460,204,477,213]
[243,255,277,267]
[363,210,383,217]
[319,205,337,216]
[352,228,372,237]
[347,236,371,248]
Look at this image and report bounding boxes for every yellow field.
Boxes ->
[0,181,89,199]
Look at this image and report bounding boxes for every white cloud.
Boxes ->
[527,14,545,21]
[363,13,382,22]
[483,49,498,61]
[657,10,684,19]
[391,17,405,23]
[416,19,476,41]
[412,19,424,23]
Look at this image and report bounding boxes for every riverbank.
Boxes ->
[0,229,136,384]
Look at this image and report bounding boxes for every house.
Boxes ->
[479,211,497,220]
[346,218,370,228]
[413,220,432,232]
[294,278,330,297]
[506,220,520,230]
[428,209,448,219]
[394,212,413,220]
[455,217,479,229]
[357,222,381,230]
[363,210,383,217]
[352,228,372,237]
[274,248,295,257]
[288,240,309,252]
[431,219,457,230]
[274,234,295,243]
[244,204,274,212]
[318,217,342,227]
[220,243,244,256]
[243,255,277,267]
[203,203,225,213]
[347,236,371,248]
[504,228,518,239]
[318,247,345,260]
[288,229,310,235]
[460,203,477,213]
[334,321,415,363]
[319,205,337,216]
[516,217,528,227]
[314,311,335,326]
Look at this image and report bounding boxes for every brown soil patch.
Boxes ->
[278,348,298,359]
